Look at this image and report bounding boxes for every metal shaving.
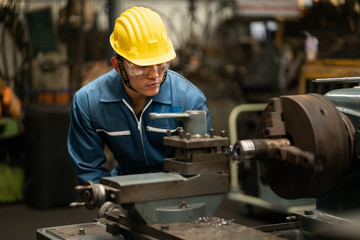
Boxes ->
[193,217,234,228]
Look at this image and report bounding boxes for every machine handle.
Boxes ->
[149,110,207,135]
[148,112,190,119]
[313,76,360,84]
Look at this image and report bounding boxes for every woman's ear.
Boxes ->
[111,57,120,74]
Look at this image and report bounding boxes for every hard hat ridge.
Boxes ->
[110,6,176,66]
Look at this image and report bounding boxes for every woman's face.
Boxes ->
[124,59,168,97]
[112,56,169,97]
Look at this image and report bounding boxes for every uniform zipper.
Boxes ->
[123,98,153,169]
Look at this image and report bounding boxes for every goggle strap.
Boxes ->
[162,70,167,85]
[118,58,138,93]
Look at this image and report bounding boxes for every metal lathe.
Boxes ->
[37,78,360,240]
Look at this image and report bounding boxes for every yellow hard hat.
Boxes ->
[110,6,176,66]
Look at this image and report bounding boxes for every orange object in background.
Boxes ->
[2,86,22,119]
[36,91,71,105]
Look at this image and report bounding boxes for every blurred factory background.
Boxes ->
[1,0,360,239]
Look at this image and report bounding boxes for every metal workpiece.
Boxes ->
[149,110,207,135]
[253,93,354,199]
[227,138,290,162]
[274,145,315,168]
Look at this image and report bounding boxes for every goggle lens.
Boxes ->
[123,60,170,78]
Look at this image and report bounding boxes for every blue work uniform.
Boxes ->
[67,69,211,184]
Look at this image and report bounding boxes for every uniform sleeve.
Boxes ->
[67,92,111,184]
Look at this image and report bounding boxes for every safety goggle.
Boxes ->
[122,59,170,79]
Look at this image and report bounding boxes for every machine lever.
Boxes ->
[69,202,86,208]
[70,181,107,210]
[74,185,92,191]
[149,110,207,135]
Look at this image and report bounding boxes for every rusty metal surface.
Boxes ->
[163,135,229,149]
[257,94,353,199]
[189,152,226,162]
[100,172,229,204]
[262,98,286,138]
[173,148,223,162]
[164,158,229,175]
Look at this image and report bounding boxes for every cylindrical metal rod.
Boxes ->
[313,76,360,84]
[230,138,291,162]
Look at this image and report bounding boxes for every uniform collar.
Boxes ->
[100,69,126,102]
[100,69,172,105]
